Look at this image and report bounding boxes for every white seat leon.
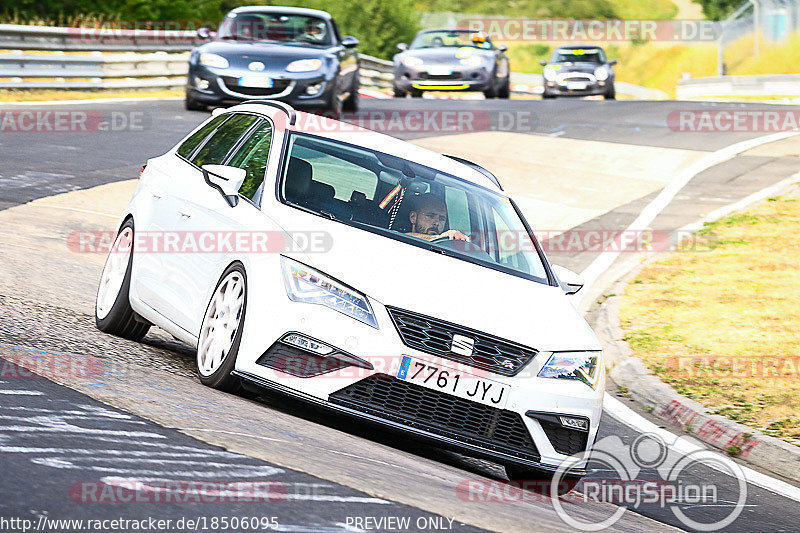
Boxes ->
[95,101,604,483]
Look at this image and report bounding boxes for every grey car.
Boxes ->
[393,29,510,98]
[540,45,617,100]
[186,6,360,113]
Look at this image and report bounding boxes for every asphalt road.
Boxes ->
[1,97,799,532]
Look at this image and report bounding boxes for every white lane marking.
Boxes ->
[0,426,166,438]
[0,447,237,457]
[31,457,282,477]
[283,494,391,504]
[0,96,183,106]
[677,172,800,235]
[32,204,119,218]
[0,414,146,424]
[0,406,138,420]
[604,394,800,504]
[577,130,800,305]
[0,390,44,395]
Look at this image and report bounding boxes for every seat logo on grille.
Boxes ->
[451,334,475,357]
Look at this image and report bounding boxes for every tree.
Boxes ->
[692,0,742,21]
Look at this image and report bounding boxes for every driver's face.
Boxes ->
[411,205,447,235]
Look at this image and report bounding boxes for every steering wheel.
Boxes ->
[430,236,486,254]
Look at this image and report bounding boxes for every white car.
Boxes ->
[95,101,604,482]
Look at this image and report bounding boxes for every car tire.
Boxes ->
[604,83,616,100]
[343,75,360,112]
[95,219,151,341]
[326,85,343,116]
[184,93,207,111]
[393,87,407,98]
[410,89,423,98]
[196,263,247,392]
[483,81,497,99]
[505,465,582,496]
[498,77,511,99]
[542,92,556,99]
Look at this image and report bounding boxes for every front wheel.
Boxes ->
[409,89,423,98]
[497,78,510,99]
[393,86,407,98]
[184,93,206,111]
[196,263,247,392]
[604,84,616,100]
[326,85,343,116]
[343,75,360,111]
[95,219,150,341]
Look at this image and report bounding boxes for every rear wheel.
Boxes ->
[95,219,150,341]
[196,263,247,392]
[410,89,423,98]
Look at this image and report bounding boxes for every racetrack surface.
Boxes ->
[2,97,800,532]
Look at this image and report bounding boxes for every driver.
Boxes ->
[405,194,469,241]
[300,18,326,43]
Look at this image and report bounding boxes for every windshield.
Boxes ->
[551,47,605,64]
[280,134,550,285]
[218,12,332,46]
[410,30,493,50]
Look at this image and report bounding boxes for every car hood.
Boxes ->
[396,47,494,65]
[286,217,601,353]
[549,62,603,74]
[199,40,331,69]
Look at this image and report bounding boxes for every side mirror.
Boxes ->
[341,36,359,48]
[197,27,215,40]
[201,165,246,207]
[609,59,618,66]
[498,44,508,52]
[397,43,408,51]
[552,265,585,295]
[539,59,547,66]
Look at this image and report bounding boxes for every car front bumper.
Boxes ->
[187,64,336,108]
[394,65,494,92]
[234,275,604,474]
[543,79,612,97]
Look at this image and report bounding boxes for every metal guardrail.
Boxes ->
[677,74,800,99]
[0,24,663,99]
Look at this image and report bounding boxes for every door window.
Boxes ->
[191,114,259,168]
[226,121,274,200]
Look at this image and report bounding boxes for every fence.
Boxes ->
[677,73,800,99]
[0,23,662,98]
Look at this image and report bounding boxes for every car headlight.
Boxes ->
[537,351,601,388]
[400,55,423,67]
[594,67,609,81]
[281,256,378,329]
[543,66,557,81]
[286,58,322,73]
[199,53,229,69]
[459,55,485,67]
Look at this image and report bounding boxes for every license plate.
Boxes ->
[238,76,273,88]
[427,66,453,76]
[566,81,587,90]
[397,355,509,409]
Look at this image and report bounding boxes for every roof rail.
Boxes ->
[240,100,297,125]
[444,154,503,191]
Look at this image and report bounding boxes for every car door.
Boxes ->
[164,112,285,338]
[132,113,230,318]
[331,20,357,91]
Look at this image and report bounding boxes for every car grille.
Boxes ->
[256,342,351,377]
[385,307,537,376]
[419,72,463,81]
[538,419,589,456]
[221,77,292,96]
[329,374,540,461]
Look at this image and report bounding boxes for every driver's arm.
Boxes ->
[405,230,469,241]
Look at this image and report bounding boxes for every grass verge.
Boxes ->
[619,190,800,445]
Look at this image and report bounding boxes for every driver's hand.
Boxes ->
[438,230,469,241]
